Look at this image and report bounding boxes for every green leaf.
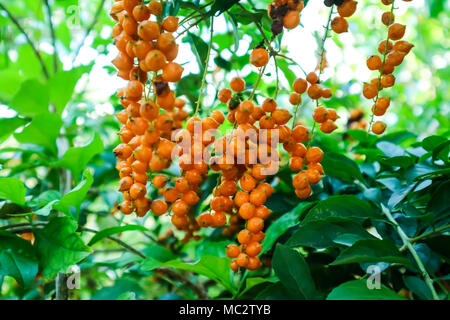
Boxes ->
[403,276,434,300]
[262,202,315,254]
[0,69,23,101]
[49,66,90,114]
[9,79,49,117]
[207,0,240,17]
[272,244,318,299]
[156,256,235,294]
[330,239,411,266]
[327,280,405,300]
[287,221,375,249]
[55,133,104,181]
[141,244,177,270]
[186,32,209,72]
[0,117,29,143]
[88,225,148,246]
[53,170,94,216]
[0,177,26,206]
[34,216,92,278]
[238,276,277,298]
[302,195,380,224]
[322,152,363,182]
[14,112,62,155]
[0,231,38,287]
[276,58,296,85]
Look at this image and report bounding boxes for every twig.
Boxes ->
[195,16,214,116]
[0,3,49,79]
[44,0,58,73]
[380,204,440,300]
[2,222,210,300]
[249,64,267,101]
[176,17,206,39]
[410,224,450,243]
[73,0,106,63]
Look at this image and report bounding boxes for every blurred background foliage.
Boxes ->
[0,0,448,300]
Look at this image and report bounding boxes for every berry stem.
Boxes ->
[308,5,334,147]
[0,3,50,79]
[249,64,267,102]
[367,0,396,134]
[195,16,214,116]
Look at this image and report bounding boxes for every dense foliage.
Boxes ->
[0,0,448,300]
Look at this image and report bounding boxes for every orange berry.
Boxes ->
[198,213,213,228]
[212,211,227,227]
[247,256,262,271]
[226,244,240,258]
[145,50,167,71]
[162,62,184,82]
[152,174,168,188]
[337,0,357,17]
[388,23,406,41]
[247,217,264,233]
[236,253,250,267]
[372,121,387,135]
[363,83,378,99]
[237,229,252,244]
[239,202,256,220]
[137,20,160,41]
[292,125,309,142]
[295,185,312,199]
[230,77,245,92]
[331,16,348,33]
[293,172,309,189]
[289,157,304,172]
[148,1,163,16]
[382,11,395,26]
[307,84,322,100]
[162,16,179,32]
[289,92,301,105]
[305,147,324,163]
[293,78,308,94]
[230,260,239,271]
[283,10,300,29]
[218,89,232,103]
[130,183,146,200]
[255,205,271,220]
[320,119,337,134]
[120,200,134,215]
[262,98,277,113]
[367,55,382,71]
[250,47,269,67]
[246,242,262,257]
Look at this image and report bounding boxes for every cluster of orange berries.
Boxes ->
[326,0,358,34]
[111,0,190,218]
[363,0,414,135]
[292,72,338,134]
[213,75,301,271]
[268,0,305,36]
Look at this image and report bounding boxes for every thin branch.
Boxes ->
[44,0,58,73]
[194,16,214,116]
[249,64,267,101]
[2,222,209,300]
[410,224,450,243]
[0,3,49,78]
[380,204,440,300]
[176,17,206,39]
[73,0,106,63]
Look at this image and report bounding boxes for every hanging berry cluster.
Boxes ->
[324,0,358,34]
[268,0,305,36]
[364,0,414,135]
[111,0,189,218]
